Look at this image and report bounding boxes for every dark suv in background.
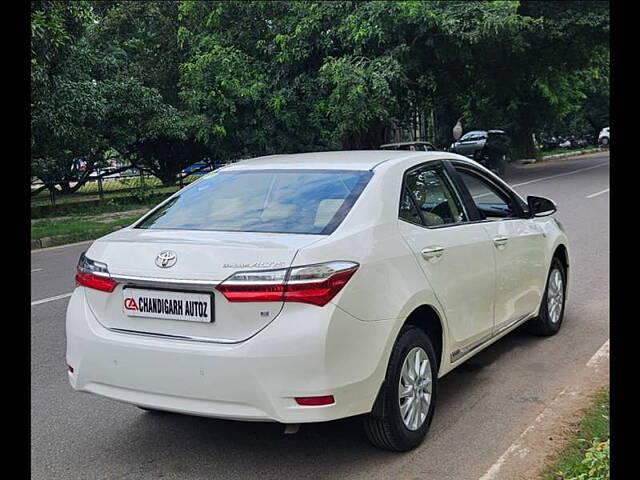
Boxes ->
[449,130,510,177]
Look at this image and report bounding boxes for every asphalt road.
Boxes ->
[31,153,609,480]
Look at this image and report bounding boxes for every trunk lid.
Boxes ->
[82,228,322,343]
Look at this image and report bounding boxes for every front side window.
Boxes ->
[455,168,515,220]
[137,169,372,235]
[403,165,467,227]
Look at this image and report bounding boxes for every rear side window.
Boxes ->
[402,165,468,227]
[136,169,372,235]
[399,187,422,225]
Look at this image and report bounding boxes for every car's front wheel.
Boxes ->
[527,257,567,336]
[363,326,438,451]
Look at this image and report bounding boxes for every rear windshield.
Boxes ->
[136,169,373,234]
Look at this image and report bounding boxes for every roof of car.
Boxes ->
[462,130,487,136]
[219,150,449,171]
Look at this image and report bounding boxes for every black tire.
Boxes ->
[600,137,609,146]
[527,257,567,336]
[363,326,438,452]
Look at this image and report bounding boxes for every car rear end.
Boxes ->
[66,165,392,423]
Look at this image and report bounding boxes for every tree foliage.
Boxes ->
[31,0,609,191]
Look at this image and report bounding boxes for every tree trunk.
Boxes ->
[341,122,388,150]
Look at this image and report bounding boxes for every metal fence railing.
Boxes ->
[31,168,204,208]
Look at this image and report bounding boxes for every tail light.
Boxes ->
[216,261,359,307]
[75,252,118,293]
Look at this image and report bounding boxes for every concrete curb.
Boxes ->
[541,148,605,160]
[31,226,122,251]
[514,148,606,166]
[31,235,80,250]
[479,340,610,480]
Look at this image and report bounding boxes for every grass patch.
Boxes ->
[31,212,145,240]
[541,389,609,480]
[541,146,601,158]
[41,200,157,218]
[31,193,169,219]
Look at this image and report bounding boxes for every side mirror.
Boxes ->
[527,195,557,217]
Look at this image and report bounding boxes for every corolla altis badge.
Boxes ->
[222,261,287,269]
[155,250,177,269]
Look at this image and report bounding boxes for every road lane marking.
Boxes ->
[31,292,73,306]
[510,162,608,188]
[478,339,610,480]
[586,339,609,369]
[31,268,44,273]
[586,188,609,199]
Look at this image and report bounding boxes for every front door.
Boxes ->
[451,164,547,333]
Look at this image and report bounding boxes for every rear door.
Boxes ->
[449,162,547,333]
[397,161,497,360]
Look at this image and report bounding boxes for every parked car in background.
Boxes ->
[380,141,437,152]
[449,130,510,177]
[598,127,609,146]
[67,150,569,452]
[449,130,489,158]
[181,162,218,176]
[88,167,123,179]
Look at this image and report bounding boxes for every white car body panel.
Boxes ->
[598,126,609,143]
[398,221,495,351]
[66,150,569,424]
[481,219,548,331]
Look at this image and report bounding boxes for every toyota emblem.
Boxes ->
[155,250,177,268]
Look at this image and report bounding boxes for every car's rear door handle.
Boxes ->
[493,236,508,249]
[421,246,444,261]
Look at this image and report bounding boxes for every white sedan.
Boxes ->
[599,126,610,146]
[66,150,569,451]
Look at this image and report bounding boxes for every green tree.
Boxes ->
[31,1,100,194]
[92,1,210,185]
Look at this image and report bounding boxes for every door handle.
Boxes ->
[493,236,508,249]
[421,246,444,261]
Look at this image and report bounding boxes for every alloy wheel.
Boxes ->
[547,268,564,324]
[398,347,432,431]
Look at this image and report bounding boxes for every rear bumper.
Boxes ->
[66,289,396,423]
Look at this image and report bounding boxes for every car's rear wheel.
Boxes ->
[363,326,437,451]
[527,257,566,336]
[600,137,609,146]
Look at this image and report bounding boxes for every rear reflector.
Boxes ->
[75,271,118,293]
[295,395,335,406]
